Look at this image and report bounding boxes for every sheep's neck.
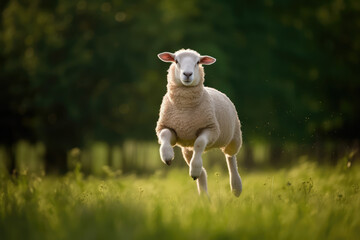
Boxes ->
[167,83,205,108]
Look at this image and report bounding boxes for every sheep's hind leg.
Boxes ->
[182,148,208,196]
[226,155,242,197]
[158,128,176,166]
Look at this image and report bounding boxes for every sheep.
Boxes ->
[156,49,243,197]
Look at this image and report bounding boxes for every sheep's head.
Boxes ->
[158,49,216,87]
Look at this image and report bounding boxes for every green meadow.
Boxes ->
[1,161,359,240]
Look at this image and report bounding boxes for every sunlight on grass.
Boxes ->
[0,161,359,240]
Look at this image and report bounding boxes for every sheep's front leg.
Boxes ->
[182,148,208,196]
[190,130,212,180]
[158,128,176,165]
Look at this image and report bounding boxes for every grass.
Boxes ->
[0,161,359,240]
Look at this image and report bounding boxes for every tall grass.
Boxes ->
[1,161,359,240]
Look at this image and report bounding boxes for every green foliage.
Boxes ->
[0,162,359,239]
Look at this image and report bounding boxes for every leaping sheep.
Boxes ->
[156,49,243,197]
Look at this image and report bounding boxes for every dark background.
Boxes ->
[1,0,359,174]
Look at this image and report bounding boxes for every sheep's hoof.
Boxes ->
[165,160,172,166]
[232,189,242,197]
[192,176,198,180]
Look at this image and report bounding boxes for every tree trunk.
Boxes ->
[269,144,283,167]
[7,146,16,175]
[45,146,68,175]
[243,145,255,169]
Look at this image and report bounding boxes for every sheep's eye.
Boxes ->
[175,60,178,64]
[197,61,200,64]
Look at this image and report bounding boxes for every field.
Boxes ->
[1,161,359,240]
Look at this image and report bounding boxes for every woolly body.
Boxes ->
[156,64,242,155]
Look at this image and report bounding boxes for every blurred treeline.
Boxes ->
[1,0,360,175]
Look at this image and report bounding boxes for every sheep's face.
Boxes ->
[158,49,216,87]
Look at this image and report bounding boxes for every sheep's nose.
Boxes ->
[183,72,193,78]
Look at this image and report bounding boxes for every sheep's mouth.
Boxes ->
[182,80,193,86]
[182,78,193,83]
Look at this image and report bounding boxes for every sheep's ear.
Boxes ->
[158,52,175,62]
[200,55,216,65]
